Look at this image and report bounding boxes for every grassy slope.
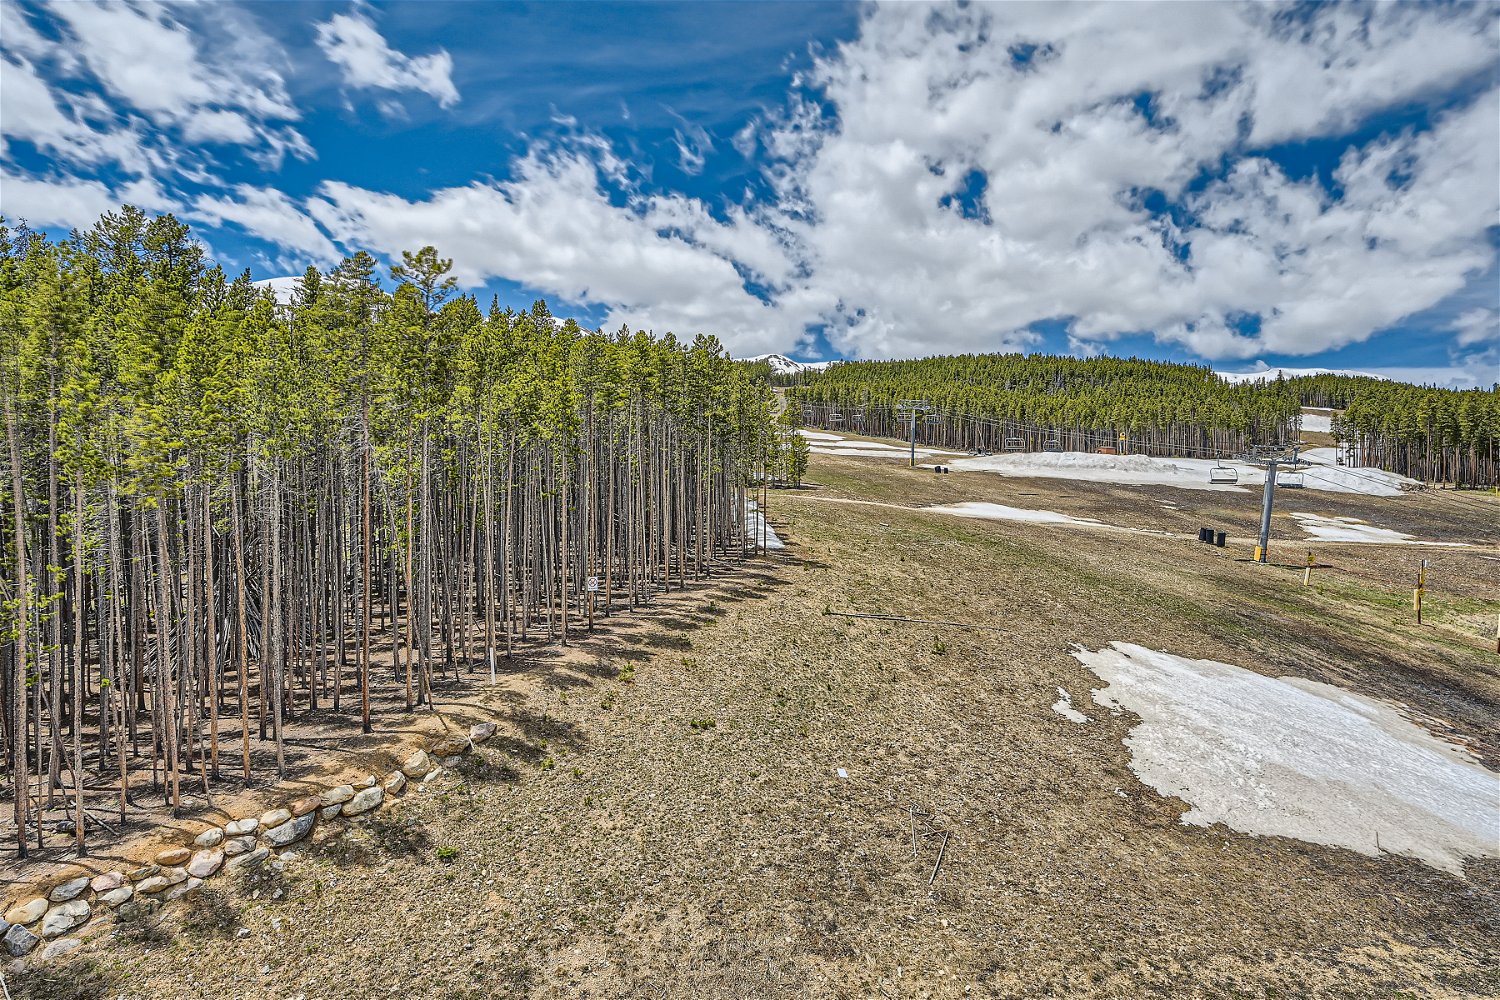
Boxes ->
[15,451,1499,1000]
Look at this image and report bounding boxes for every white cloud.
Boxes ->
[0,169,172,228]
[1453,308,1498,350]
[308,148,799,354]
[190,185,340,264]
[315,9,459,108]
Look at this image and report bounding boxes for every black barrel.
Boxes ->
[1215,531,1226,547]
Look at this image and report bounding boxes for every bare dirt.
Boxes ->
[10,445,1499,1000]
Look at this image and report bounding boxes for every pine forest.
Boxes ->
[0,208,787,860]
[789,355,1499,487]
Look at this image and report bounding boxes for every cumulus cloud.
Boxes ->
[307,147,799,354]
[315,9,459,108]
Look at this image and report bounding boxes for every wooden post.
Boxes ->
[1413,562,1427,624]
[1303,550,1314,587]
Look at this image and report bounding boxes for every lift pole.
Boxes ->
[1238,444,1304,564]
[1256,460,1278,563]
[896,400,930,468]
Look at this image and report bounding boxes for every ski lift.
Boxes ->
[1003,436,1026,452]
[851,408,866,425]
[1277,470,1305,489]
[924,414,943,426]
[1042,438,1062,453]
[827,410,844,425]
[1208,464,1239,485]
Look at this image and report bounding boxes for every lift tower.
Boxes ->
[1237,444,1308,563]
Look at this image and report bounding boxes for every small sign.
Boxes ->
[585,576,599,593]
[1421,559,1430,568]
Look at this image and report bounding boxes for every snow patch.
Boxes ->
[927,501,1117,529]
[252,275,301,305]
[947,449,1419,497]
[1053,687,1090,724]
[1071,643,1500,875]
[797,430,844,442]
[744,501,784,550]
[1300,412,1333,433]
[1290,512,1467,546]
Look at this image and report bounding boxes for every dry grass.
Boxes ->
[21,451,1499,1000]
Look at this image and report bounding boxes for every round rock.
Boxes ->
[48,876,91,903]
[39,937,82,961]
[3,924,40,957]
[384,771,407,795]
[155,846,191,867]
[194,827,224,849]
[343,785,384,816]
[224,835,257,857]
[225,817,259,837]
[261,812,316,848]
[469,721,497,743]
[40,899,90,939]
[225,847,271,872]
[430,736,471,758]
[400,751,432,778]
[186,849,224,879]
[291,795,321,818]
[89,872,125,894]
[320,784,354,806]
[318,804,342,822]
[259,807,292,829]
[4,898,47,926]
[98,886,133,908]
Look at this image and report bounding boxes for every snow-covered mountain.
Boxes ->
[1216,365,1386,384]
[738,353,839,375]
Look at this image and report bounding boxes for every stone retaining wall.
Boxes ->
[1,721,499,966]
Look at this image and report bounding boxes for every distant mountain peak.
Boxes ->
[738,353,838,375]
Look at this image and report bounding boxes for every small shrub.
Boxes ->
[933,639,948,654]
[618,663,636,683]
[688,718,717,731]
[435,845,460,862]
[539,756,556,771]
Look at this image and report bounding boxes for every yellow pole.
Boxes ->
[1303,550,1314,587]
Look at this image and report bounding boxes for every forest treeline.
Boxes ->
[1286,374,1499,487]
[788,354,1299,458]
[0,207,788,859]
[787,355,1499,485]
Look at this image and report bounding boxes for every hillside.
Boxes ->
[10,423,1498,1000]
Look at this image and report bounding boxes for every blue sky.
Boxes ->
[2,1,1497,386]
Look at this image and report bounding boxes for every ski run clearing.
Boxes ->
[1067,643,1500,876]
[942,448,1417,496]
[798,429,961,461]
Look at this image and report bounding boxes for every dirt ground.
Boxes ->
[10,444,1499,1000]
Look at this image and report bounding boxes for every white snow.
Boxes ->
[1300,412,1333,433]
[927,501,1114,529]
[800,429,959,460]
[740,353,837,375]
[946,448,1420,497]
[1218,365,1386,384]
[1289,512,1467,546]
[1052,686,1090,724]
[744,501,784,550]
[252,275,301,305]
[1071,643,1500,875]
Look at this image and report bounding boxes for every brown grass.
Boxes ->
[22,448,1499,1000]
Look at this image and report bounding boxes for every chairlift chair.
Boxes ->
[827,410,844,425]
[924,414,943,426]
[1208,464,1239,485]
[1277,470,1305,489]
[1003,436,1026,452]
[1042,438,1062,453]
